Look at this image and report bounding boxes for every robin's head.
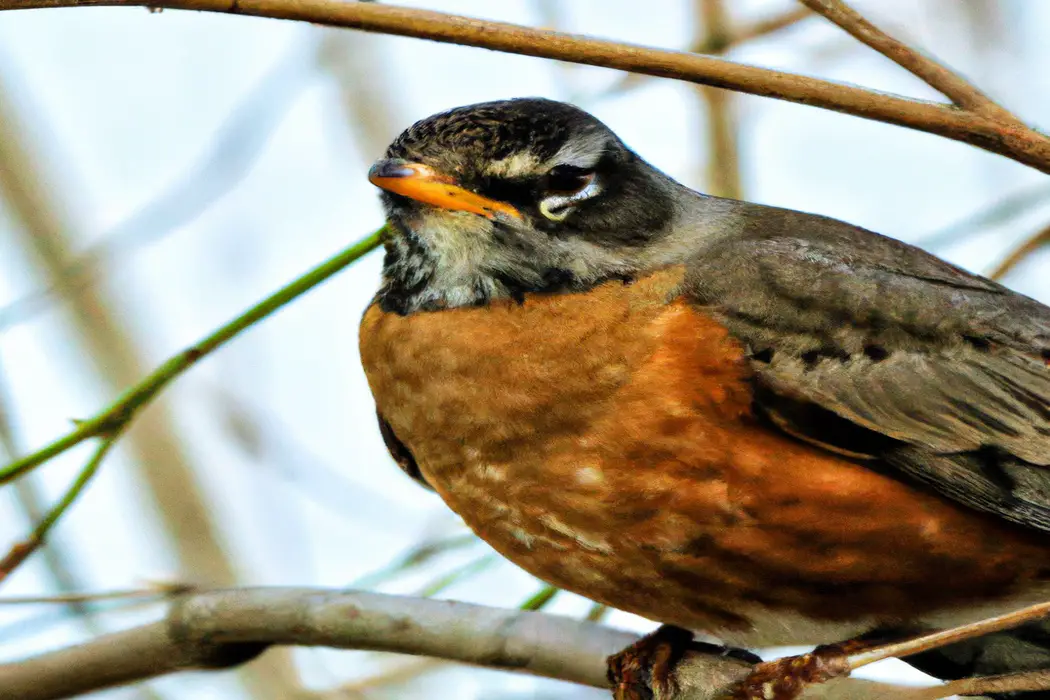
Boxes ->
[368,98,696,314]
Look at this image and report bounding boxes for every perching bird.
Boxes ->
[358,98,1050,699]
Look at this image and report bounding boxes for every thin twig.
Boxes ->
[933,669,1050,698]
[519,585,558,611]
[732,6,811,45]
[586,603,610,623]
[416,554,499,598]
[847,601,1050,670]
[988,221,1050,280]
[0,431,123,583]
[4,0,1049,172]
[0,230,382,484]
[0,364,95,618]
[798,0,1014,119]
[0,591,175,645]
[351,531,479,590]
[585,6,812,102]
[0,582,193,606]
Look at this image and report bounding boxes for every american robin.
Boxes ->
[358,98,1050,699]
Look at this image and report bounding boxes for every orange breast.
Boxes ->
[359,268,1050,634]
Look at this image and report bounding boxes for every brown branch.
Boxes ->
[4,0,1050,173]
[799,0,1015,119]
[0,588,636,700]
[0,587,930,700]
[587,5,811,112]
[696,0,742,198]
[933,670,1050,698]
[732,6,811,46]
[989,221,1050,280]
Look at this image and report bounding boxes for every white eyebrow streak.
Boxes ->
[483,152,541,178]
[550,130,609,169]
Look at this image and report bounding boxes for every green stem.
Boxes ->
[0,228,383,484]
[36,431,121,536]
[0,431,121,581]
[519,585,558,611]
[352,532,480,589]
[586,602,609,622]
[418,555,498,598]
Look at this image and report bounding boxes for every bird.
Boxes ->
[358,97,1050,699]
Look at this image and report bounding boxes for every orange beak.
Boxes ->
[368,159,521,221]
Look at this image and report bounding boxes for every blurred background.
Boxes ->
[0,0,1047,697]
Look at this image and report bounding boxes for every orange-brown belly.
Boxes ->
[359,268,1050,637]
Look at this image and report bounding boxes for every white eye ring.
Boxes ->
[539,174,601,222]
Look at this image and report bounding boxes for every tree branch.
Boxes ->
[731,6,811,46]
[3,0,1049,173]
[0,231,382,485]
[0,588,637,700]
[989,221,1050,280]
[585,5,811,114]
[798,0,1014,119]
[0,587,931,700]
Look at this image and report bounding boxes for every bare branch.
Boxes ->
[731,6,811,46]
[0,587,927,700]
[934,670,1050,698]
[3,0,1049,173]
[0,588,640,700]
[587,6,812,102]
[0,431,122,583]
[799,0,1015,119]
[989,222,1050,280]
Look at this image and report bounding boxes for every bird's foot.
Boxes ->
[608,624,761,700]
[723,642,859,700]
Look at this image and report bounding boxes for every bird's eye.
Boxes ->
[544,165,596,194]
[539,165,600,222]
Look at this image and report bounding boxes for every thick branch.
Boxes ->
[0,588,637,699]
[0,587,939,700]
[4,0,1050,173]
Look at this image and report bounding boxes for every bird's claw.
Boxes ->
[724,646,851,700]
[609,624,762,700]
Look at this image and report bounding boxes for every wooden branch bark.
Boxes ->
[798,0,1013,118]
[2,0,1049,173]
[0,587,934,700]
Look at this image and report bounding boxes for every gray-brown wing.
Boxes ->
[685,203,1050,531]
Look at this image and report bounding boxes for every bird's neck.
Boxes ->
[376,226,508,315]
[376,230,634,315]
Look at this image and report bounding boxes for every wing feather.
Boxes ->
[685,203,1050,531]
